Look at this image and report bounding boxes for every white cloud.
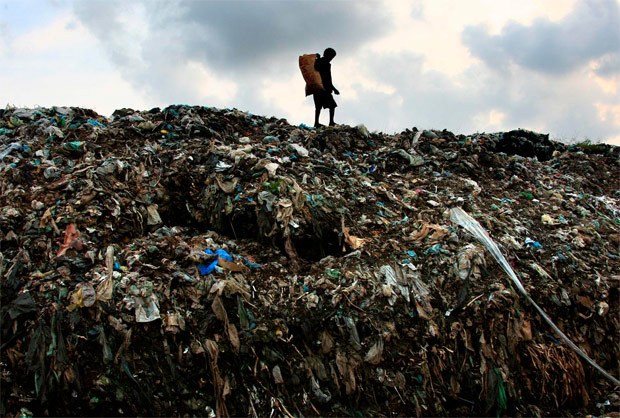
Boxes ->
[179,61,239,107]
[13,15,82,53]
[0,11,152,116]
[473,109,506,129]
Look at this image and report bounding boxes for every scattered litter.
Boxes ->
[1,105,618,417]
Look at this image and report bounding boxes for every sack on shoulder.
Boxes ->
[299,54,324,96]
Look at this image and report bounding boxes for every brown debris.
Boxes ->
[1,106,618,417]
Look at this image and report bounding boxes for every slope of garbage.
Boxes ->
[1,105,619,417]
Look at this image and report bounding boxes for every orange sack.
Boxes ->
[299,54,324,96]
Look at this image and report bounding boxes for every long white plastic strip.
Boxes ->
[450,207,620,386]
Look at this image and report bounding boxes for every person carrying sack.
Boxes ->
[299,48,340,128]
[312,48,340,127]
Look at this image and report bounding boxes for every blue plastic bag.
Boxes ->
[87,119,106,128]
[197,249,233,275]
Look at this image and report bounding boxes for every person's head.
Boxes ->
[324,47,336,61]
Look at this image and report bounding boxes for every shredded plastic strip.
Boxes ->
[450,207,620,386]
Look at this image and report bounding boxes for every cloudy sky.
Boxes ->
[1,0,619,144]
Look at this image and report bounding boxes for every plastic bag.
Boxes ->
[450,207,528,295]
[450,207,620,385]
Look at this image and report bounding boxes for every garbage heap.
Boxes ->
[1,105,619,417]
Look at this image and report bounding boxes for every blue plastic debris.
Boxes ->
[0,143,27,160]
[244,258,261,268]
[424,244,449,255]
[215,249,232,261]
[525,238,543,249]
[197,261,216,275]
[391,216,409,225]
[556,253,568,262]
[197,249,233,275]
[87,119,106,128]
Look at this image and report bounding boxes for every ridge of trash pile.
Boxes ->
[1,104,619,417]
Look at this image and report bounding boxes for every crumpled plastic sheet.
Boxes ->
[450,207,620,386]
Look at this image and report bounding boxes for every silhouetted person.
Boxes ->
[314,48,339,127]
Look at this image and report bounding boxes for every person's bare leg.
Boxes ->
[329,108,335,126]
[314,107,322,128]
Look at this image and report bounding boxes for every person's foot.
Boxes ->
[314,123,324,128]
[329,122,336,127]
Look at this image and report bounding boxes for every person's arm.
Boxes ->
[329,71,339,94]
[326,62,339,94]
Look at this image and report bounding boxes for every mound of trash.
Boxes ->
[1,105,619,417]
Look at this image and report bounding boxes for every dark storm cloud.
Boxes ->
[70,0,392,112]
[462,0,620,75]
[73,0,391,77]
[176,1,391,74]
